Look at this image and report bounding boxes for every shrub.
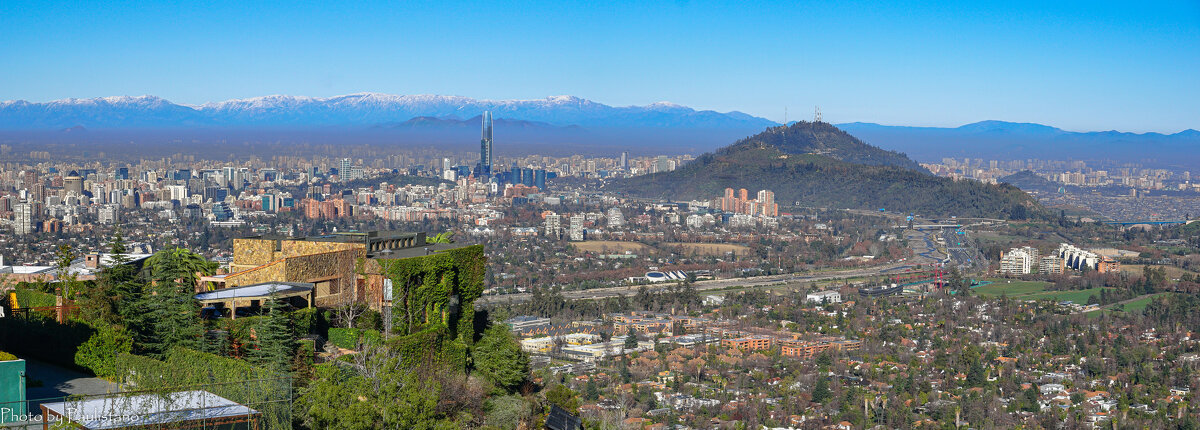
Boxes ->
[291,307,327,337]
[74,325,133,378]
[360,329,382,347]
[328,328,361,350]
[355,310,383,331]
[293,339,317,382]
[0,351,18,361]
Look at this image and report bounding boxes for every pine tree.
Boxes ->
[250,289,295,373]
[624,327,639,350]
[813,377,832,404]
[134,248,212,358]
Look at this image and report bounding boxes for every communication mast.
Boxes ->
[814,106,822,123]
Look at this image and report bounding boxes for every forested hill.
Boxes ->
[1000,170,1059,193]
[605,122,1043,219]
[718,121,923,170]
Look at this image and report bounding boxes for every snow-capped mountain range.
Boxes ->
[0,93,777,130]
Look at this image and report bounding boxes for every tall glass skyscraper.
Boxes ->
[480,111,493,177]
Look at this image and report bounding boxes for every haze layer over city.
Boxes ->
[1,1,1198,429]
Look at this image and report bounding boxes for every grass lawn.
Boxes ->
[973,280,1111,304]
[1023,287,1109,304]
[1113,293,1171,313]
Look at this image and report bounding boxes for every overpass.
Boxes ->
[892,224,963,229]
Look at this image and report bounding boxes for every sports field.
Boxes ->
[666,242,751,256]
[572,241,652,254]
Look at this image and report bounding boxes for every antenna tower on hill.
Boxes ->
[814,106,822,123]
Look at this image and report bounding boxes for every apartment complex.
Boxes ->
[717,188,778,217]
[999,246,1039,275]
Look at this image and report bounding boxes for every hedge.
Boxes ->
[328,328,361,350]
[8,288,57,309]
[327,328,383,350]
[0,351,17,361]
[360,329,383,347]
[290,307,329,338]
[0,315,94,368]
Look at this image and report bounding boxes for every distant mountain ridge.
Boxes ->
[0,93,776,130]
[606,121,1041,219]
[837,121,1200,166]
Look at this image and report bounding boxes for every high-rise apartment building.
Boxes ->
[569,214,585,241]
[999,248,1033,275]
[720,188,778,217]
[13,203,33,235]
[544,213,561,238]
[99,204,120,225]
[607,207,625,228]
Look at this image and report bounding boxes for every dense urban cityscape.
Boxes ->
[3,2,1199,430]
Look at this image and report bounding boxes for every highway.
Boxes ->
[478,216,987,306]
[477,261,913,305]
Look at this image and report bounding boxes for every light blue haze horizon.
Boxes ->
[1,0,1197,133]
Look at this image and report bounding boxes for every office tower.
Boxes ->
[115,167,129,180]
[620,151,629,170]
[534,169,547,190]
[166,185,188,202]
[522,168,534,187]
[511,167,523,185]
[480,111,493,177]
[63,172,84,195]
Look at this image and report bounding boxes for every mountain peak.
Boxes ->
[719,121,921,169]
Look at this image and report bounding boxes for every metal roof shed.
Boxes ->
[39,390,260,430]
[193,282,314,319]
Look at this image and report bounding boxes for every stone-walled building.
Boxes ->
[207,231,473,309]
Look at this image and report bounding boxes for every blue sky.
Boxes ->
[1,0,1197,132]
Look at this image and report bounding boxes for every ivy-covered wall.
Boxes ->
[361,245,485,370]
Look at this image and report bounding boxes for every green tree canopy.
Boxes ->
[472,324,529,392]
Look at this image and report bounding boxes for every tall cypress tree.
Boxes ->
[250,289,295,373]
[134,248,212,358]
